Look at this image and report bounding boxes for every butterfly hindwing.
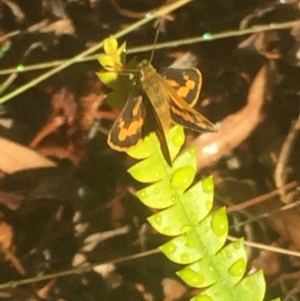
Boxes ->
[161,79,217,133]
[160,68,202,107]
[107,90,146,150]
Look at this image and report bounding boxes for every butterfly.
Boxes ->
[107,59,216,166]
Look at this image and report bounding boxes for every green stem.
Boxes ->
[0,249,159,289]
[0,19,299,76]
[0,0,193,104]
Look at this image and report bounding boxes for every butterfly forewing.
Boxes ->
[143,97,172,165]
[136,60,172,164]
[108,91,145,150]
[160,68,202,107]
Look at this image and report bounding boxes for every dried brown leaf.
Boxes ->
[191,66,267,170]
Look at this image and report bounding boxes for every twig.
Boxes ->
[192,65,267,169]
[0,245,26,276]
[0,248,160,289]
[0,42,46,94]
[110,0,174,19]
[0,0,193,104]
[0,20,50,44]
[132,19,300,51]
[1,0,25,23]
[274,111,300,204]
[2,231,300,290]
[0,19,299,76]
[227,181,298,212]
[230,198,300,229]
[228,236,300,258]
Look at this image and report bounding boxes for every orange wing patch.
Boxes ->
[161,68,202,107]
[108,93,145,150]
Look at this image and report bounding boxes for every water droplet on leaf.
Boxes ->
[180,252,190,263]
[172,129,185,147]
[202,177,213,193]
[171,166,195,190]
[189,148,196,155]
[161,242,177,255]
[229,258,246,277]
[163,227,171,235]
[232,240,241,249]
[178,268,205,287]
[223,249,232,258]
[181,225,192,235]
[189,213,198,224]
[185,238,195,247]
[139,191,146,198]
[153,215,162,225]
[210,209,227,236]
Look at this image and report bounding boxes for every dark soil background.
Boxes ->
[0,0,300,300]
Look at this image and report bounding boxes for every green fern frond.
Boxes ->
[127,125,267,301]
[97,36,280,301]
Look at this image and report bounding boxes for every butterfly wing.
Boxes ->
[160,68,202,107]
[160,78,217,133]
[108,90,146,151]
[143,96,172,166]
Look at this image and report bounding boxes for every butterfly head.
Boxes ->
[137,60,157,81]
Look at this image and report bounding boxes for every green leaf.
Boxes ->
[233,270,266,301]
[96,71,118,88]
[171,165,195,190]
[103,36,118,54]
[124,124,275,301]
[99,36,126,72]
[97,37,133,109]
[160,208,228,264]
[128,126,186,182]
[147,178,213,232]
[104,91,124,110]
[97,54,117,71]
[127,125,185,161]
[191,270,265,301]
[178,239,247,288]
[98,54,138,109]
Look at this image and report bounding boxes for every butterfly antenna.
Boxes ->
[149,26,160,64]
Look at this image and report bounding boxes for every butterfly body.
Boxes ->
[138,60,172,133]
[108,59,216,165]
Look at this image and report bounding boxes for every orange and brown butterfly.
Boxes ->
[98,37,217,166]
